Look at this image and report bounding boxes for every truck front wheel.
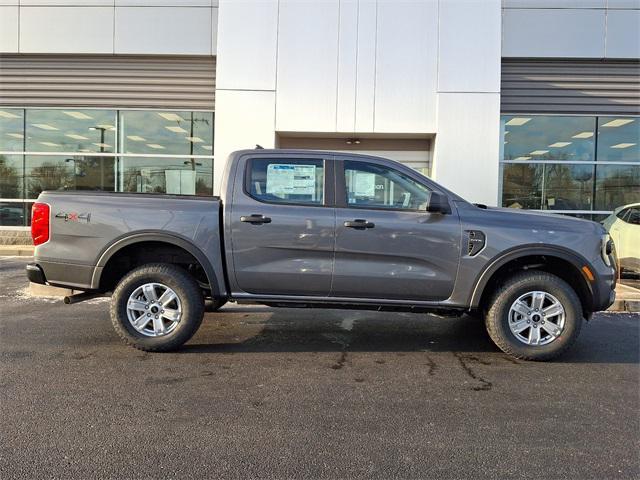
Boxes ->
[484,271,583,361]
[110,263,204,352]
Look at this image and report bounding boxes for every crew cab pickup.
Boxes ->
[27,149,617,360]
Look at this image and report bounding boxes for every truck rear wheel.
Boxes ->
[484,271,583,361]
[110,263,204,352]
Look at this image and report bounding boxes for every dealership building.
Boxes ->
[0,0,638,231]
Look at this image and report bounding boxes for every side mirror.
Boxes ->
[426,191,451,214]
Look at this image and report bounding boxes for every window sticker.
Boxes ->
[352,171,376,198]
[266,164,317,198]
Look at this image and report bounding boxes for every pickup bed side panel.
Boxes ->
[34,192,226,295]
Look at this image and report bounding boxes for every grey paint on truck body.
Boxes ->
[31,149,616,314]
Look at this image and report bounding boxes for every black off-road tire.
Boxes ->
[110,263,204,352]
[485,271,583,361]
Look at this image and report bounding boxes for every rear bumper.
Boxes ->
[27,259,95,290]
[26,263,46,285]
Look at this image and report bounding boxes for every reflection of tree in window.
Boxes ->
[28,162,74,197]
[544,164,593,211]
[0,156,21,198]
[502,164,543,209]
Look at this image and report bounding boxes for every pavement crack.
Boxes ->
[455,353,492,391]
[424,354,437,376]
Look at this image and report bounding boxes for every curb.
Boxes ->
[0,246,34,256]
[608,300,640,313]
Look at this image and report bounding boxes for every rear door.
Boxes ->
[331,157,461,301]
[229,154,335,296]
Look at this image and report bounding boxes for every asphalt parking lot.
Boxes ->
[1,257,639,480]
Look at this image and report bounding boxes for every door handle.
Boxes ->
[240,214,272,225]
[344,219,375,229]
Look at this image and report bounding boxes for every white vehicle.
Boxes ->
[603,203,640,273]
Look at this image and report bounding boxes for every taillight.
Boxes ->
[31,203,50,246]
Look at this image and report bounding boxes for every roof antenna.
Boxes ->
[255,144,264,149]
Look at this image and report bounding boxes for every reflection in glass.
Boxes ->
[120,111,214,156]
[595,164,640,211]
[0,202,27,227]
[344,160,430,210]
[543,164,594,211]
[597,117,639,163]
[25,109,116,153]
[0,109,25,152]
[0,154,24,199]
[501,163,543,209]
[26,155,115,198]
[502,115,595,161]
[119,157,213,195]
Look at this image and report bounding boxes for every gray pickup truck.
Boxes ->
[27,149,617,360]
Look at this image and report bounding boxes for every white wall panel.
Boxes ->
[354,0,377,132]
[438,0,501,93]
[502,8,606,58]
[115,7,212,55]
[211,6,218,54]
[433,93,501,206]
[607,0,640,7]
[503,0,604,7]
[374,0,438,133]
[275,0,340,132]
[21,0,112,4]
[0,6,18,53]
[215,0,278,90]
[336,0,358,132]
[116,1,211,5]
[20,7,114,53]
[0,1,18,5]
[213,90,276,194]
[606,9,640,58]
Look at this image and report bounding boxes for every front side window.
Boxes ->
[344,161,431,210]
[248,158,324,205]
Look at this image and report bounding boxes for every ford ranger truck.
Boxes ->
[26,149,617,360]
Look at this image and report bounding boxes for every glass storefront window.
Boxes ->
[594,164,640,211]
[0,154,24,199]
[25,109,117,154]
[0,109,25,152]
[502,115,596,162]
[543,164,594,211]
[120,111,214,156]
[25,155,117,198]
[501,114,640,218]
[597,117,639,163]
[501,163,544,210]
[0,108,215,225]
[120,157,213,196]
[0,202,28,227]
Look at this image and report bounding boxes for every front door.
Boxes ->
[331,158,461,301]
[230,155,335,296]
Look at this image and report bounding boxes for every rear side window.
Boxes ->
[247,158,324,205]
[627,208,640,225]
[616,208,630,221]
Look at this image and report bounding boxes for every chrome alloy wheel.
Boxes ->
[508,291,566,346]
[126,283,182,337]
